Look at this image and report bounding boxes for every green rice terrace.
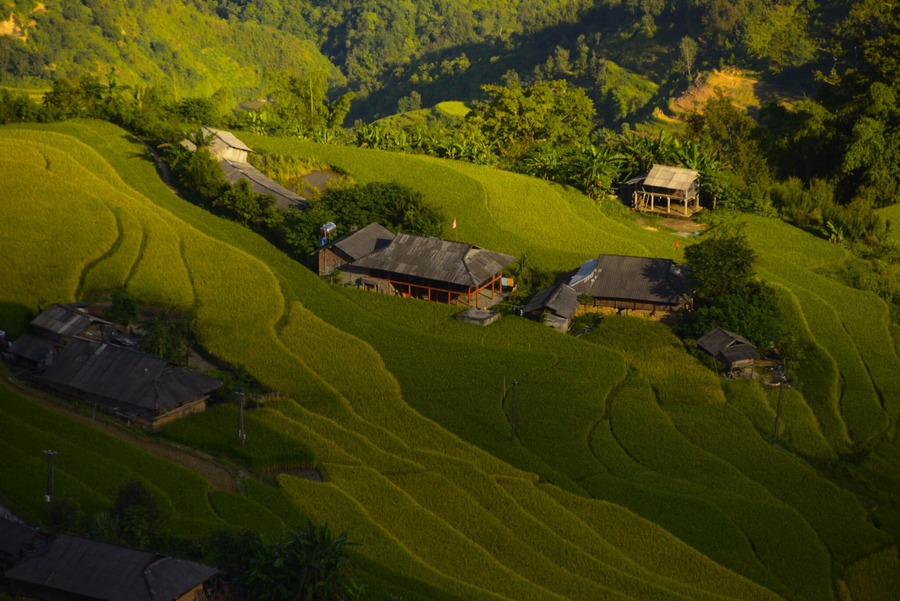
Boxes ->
[1,119,899,600]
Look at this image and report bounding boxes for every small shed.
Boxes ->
[697,327,760,376]
[314,223,396,276]
[345,232,515,308]
[570,254,692,313]
[4,534,220,601]
[631,164,701,217]
[522,283,580,332]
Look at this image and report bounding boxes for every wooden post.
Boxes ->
[772,360,787,446]
[510,379,518,443]
[44,449,57,506]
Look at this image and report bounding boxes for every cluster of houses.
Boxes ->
[179,130,759,374]
[0,518,222,601]
[3,303,221,428]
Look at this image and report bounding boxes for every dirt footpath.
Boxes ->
[4,374,241,494]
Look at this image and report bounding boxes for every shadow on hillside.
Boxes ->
[0,302,36,339]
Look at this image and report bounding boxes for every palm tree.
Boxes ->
[570,143,624,199]
[184,127,217,152]
[245,522,358,601]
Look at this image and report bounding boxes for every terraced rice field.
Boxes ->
[1,120,898,600]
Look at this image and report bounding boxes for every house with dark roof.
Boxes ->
[39,338,220,428]
[522,282,581,332]
[28,303,113,343]
[7,304,114,370]
[340,230,516,307]
[4,534,219,601]
[697,327,760,376]
[0,518,47,573]
[570,254,692,314]
[627,164,701,217]
[314,223,396,276]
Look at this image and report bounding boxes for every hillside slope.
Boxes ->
[1,120,899,600]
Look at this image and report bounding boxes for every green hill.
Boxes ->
[0,0,335,97]
[1,120,899,600]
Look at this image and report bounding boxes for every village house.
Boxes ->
[182,126,306,211]
[622,164,701,217]
[525,253,692,332]
[317,224,516,308]
[4,305,221,428]
[3,531,220,601]
[313,222,395,276]
[39,338,220,428]
[570,254,692,314]
[522,282,580,332]
[7,303,114,371]
[697,327,760,377]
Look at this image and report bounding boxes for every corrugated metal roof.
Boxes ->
[582,255,691,306]
[220,159,307,210]
[203,126,253,153]
[5,534,218,601]
[644,164,699,192]
[40,338,220,415]
[569,258,599,290]
[332,223,395,261]
[350,233,515,287]
[30,304,108,337]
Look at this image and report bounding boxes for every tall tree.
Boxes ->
[684,223,757,299]
[469,79,596,161]
[243,522,358,601]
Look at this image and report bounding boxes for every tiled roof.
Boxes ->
[5,534,218,601]
[573,254,690,306]
[40,338,220,415]
[331,223,395,261]
[350,232,515,287]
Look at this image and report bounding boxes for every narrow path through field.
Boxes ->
[2,373,241,494]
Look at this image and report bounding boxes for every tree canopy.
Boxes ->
[684,224,757,300]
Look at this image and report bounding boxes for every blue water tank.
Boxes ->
[320,222,337,238]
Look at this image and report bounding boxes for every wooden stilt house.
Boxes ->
[343,232,515,308]
[631,165,701,217]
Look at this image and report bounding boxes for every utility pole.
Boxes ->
[238,393,247,446]
[772,360,787,446]
[44,449,58,505]
[510,379,518,443]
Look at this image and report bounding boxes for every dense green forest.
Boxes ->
[1,0,897,279]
